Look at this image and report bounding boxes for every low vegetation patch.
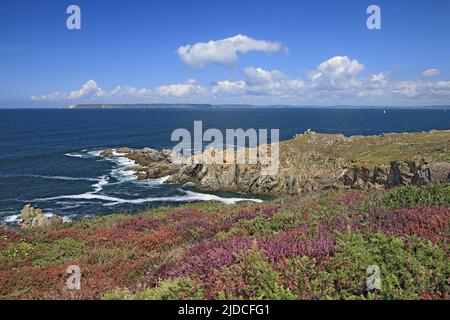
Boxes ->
[1,184,449,300]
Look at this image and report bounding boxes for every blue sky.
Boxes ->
[1,0,450,107]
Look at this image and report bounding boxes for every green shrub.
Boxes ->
[33,237,88,267]
[103,277,204,300]
[222,211,307,239]
[359,184,450,214]
[0,239,34,267]
[382,184,450,209]
[328,232,449,300]
[213,250,296,300]
[279,256,336,299]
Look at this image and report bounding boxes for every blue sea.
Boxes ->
[1,108,449,225]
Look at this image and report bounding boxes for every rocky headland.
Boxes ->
[101,130,450,196]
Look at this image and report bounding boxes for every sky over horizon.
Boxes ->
[1,0,450,107]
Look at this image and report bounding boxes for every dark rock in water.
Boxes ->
[19,205,63,229]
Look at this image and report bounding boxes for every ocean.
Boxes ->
[1,108,449,224]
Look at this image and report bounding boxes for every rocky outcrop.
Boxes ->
[340,159,450,190]
[100,149,114,157]
[19,205,63,229]
[101,130,450,197]
[102,147,180,180]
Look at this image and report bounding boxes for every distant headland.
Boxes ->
[66,103,450,110]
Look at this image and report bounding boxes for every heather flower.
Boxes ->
[370,205,450,244]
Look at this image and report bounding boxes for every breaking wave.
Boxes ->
[33,189,262,206]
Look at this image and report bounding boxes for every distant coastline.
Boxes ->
[65,103,450,110]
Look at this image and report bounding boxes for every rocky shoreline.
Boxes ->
[100,130,450,197]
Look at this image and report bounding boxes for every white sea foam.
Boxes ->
[157,176,171,183]
[87,150,102,157]
[110,167,136,183]
[62,216,73,223]
[30,149,263,214]
[3,214,19,223]
[104,150,138,183]
[92,175,109,193]
[137,175,171,186]
[57,201,98,210]
[103,189,263,206]
[64,152,84,158]
[34,188,262,206]
[65,150,102,159]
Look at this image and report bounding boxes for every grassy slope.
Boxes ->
[281,130,450,167]
[1,184,449,300]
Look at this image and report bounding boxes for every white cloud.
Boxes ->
[422,68,440,78]
[370,72,388,87]
[67,80,105,99]
[393,80,450,99]
[317,56,364,77]
[308,56,364,90]
[433,81,450,90]
[30,57,450,106]
[212,80,247,96]
[393,81,428,97]
[243,67,286,85]
[31,79,205,101]
[154,79,207,97]
[31,80,106,101]
[31,91,63,101]
[108,85,152,98]
[177,34,286,68]
[213,67,305,97]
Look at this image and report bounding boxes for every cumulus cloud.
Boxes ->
[370,72,388,87]
[30,57,450,105]
[244,67,286,85]
[393,81,428,98]
[31,79,205,101]
[31,80,106,101]
[317,56,364,77]
[393,80,450,99]
[154,79,207,97]
[68,80,105,99]
[177,34,286,68]
[422,68,440,78]
[212,80,247,96]
[108,85,152,98]
[308,56,364,90]
[212,67,305,97]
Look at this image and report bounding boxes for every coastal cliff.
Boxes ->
[102,130,450,196]
[2,131,449,299]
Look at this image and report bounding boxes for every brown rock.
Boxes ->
[19,205,63,229]
[116,147,131,154]
[429,162,450,183]
[100,149,114,157]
